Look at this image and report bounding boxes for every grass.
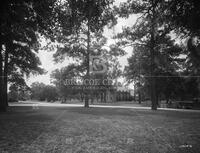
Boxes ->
[0,106,200,153]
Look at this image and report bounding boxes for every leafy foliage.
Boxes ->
[30,82,58,101]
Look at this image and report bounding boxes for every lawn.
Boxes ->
[0,106,200,153]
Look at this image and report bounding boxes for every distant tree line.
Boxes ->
[8,82,58,102]
[30,82,58,102]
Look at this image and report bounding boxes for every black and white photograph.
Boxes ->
[0,0,200,152]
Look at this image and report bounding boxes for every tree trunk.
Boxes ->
[151,76,157,110]
[84,18,90,108]
[156,92,160,107]
[138,91,141,104]
[100,92,103,103]
[83,12,92,108]
[150,0,157,110]
[138,51,141,104]
[80,92,84,102]
[104,91,107,103]
[84,93,89,107]
[3,47,9,107]
[0,44,6,112]
[198,78,200,97]
[90,91,94,104]
[166,96,169,104]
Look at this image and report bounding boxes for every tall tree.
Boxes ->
[124,36,184,104]
[53,0,116,107]
[0,0,57,111]
[115,0,167,109]
[115,0,189,109]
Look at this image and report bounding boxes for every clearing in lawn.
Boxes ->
[0,106,200,153]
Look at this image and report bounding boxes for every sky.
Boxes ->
[26,0,138,88]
